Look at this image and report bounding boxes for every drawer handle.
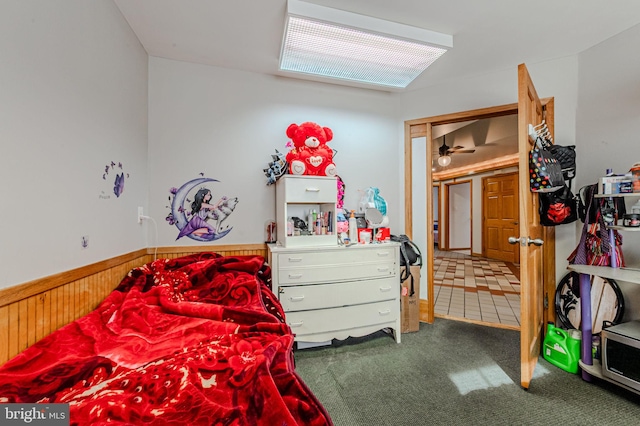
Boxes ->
[379,286,391,292]
[378,309,391,316]
[287,257,303,262]
[289,321,304,327]
[376,252,389,257]
[288,273,303,279]
[289,295,305,302]
[305,187,320,192]
[377,267,390,272]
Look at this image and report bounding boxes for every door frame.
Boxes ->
[403,102,555,327]
[433,183,440,247]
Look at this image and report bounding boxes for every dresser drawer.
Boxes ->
[279,276,397,312]
[283,175,337,203]
[276,245,396,268]
[285,300,398,337]
[278,261,396,284]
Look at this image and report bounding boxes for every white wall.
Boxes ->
[0,0,148,289]
[147,57,401,247]
[576,23,640,320]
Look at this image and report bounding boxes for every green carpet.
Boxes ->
[294,320,640,425]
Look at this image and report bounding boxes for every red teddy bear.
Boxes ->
[285,122,336,177]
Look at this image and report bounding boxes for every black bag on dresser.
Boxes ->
[390,234,422,269]
[390,234,422,297]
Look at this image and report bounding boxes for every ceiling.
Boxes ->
[113,0,640,92]
[112,0,640,173]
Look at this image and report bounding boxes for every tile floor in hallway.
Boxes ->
[433,249,521,328]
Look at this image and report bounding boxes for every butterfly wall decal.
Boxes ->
[113,173,125,197]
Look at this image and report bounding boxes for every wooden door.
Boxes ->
[483,172,519,263]
[517,63,553,389]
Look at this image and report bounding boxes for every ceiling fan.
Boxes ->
[438,135,476,157]
[437,135,475,167]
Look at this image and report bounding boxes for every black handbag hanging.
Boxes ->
[549,144,576,181]
[529,137,565,192]
[539,184,578,226]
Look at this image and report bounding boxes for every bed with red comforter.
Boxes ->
[0,253,332,425]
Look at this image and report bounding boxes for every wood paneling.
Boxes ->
[0,244,268,366]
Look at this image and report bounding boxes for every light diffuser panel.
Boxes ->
[279,2,452,89]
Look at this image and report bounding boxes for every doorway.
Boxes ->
[433,185,439,247]
[431,168,521,328]
[405,104,521,325]
[444,180,471,253]
[405,64,556,389]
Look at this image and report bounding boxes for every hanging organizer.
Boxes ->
[528,121,565,193]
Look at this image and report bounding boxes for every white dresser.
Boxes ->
[268,242,401,345]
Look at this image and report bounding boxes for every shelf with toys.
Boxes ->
[568,167,640,393]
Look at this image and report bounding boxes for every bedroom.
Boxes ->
[2,0,640,423]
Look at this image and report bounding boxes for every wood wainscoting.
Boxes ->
[0,244,268,367]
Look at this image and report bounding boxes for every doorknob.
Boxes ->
[527,238,544,246]
[508,236,544,246]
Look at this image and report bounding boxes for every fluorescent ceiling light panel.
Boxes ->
[280,0,453,89]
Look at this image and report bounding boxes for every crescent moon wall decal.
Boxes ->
[170,177,233,242]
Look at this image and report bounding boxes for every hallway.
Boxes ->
[433,249,521,329]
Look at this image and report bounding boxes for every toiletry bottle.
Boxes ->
[321,211,327,235]
[287,217,294,236]
[315,213,322,235]
[349,210,358,243]
[308,210,314,233]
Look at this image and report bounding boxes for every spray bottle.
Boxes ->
[348,210,358,244]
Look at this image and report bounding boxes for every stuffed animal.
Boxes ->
[285,122,336,176]
[263,149,288,185]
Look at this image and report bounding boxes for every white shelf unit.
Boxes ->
[568,191,640,394]
[275,175,337,248]
[570,264,640,395]
[594,193,640,198]
[578,358,640,395]
[608,226,640,232]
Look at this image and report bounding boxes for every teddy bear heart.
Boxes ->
[308,156,323,168]
[290,161,306,175]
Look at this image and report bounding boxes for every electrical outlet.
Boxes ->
[137,206,144,224]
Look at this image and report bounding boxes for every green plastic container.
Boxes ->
[542,323,581,374]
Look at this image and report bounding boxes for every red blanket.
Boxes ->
[0,253,332,426]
